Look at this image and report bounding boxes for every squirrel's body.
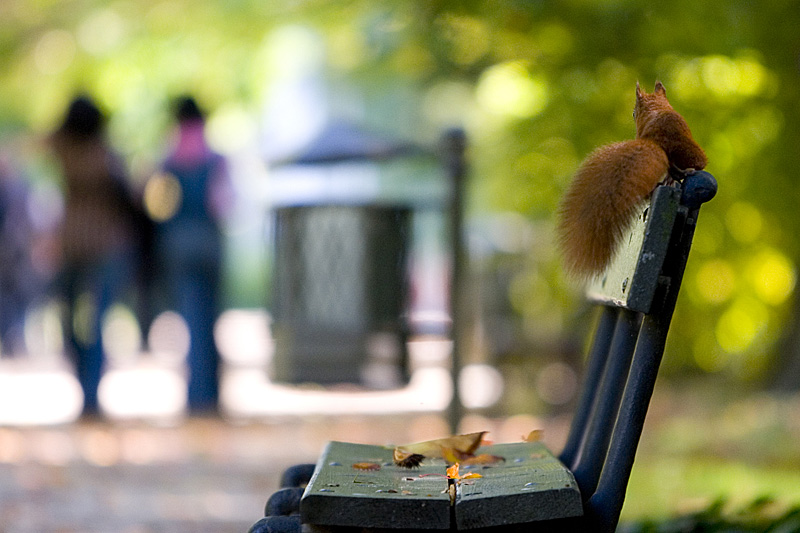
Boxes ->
[557,82,707,279]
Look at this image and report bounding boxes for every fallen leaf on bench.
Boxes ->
[461,453,504,465]
[392,450,425,468]
[352,462,381,471]
[446,463,459,479]
[522,429,544,442]
[447,463,483,481]
[393,431,486,468]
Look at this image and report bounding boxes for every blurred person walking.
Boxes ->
[0,154,39,357]
[152,96,231,413]
[49,95,141,416]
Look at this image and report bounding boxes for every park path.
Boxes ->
[1,412,552,532]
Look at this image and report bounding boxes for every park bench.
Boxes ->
[250,170,718,532]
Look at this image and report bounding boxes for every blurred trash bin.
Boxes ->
[268,121,437,388]
[271,204,411,386]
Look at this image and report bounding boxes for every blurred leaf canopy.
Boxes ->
[2,0,800,383]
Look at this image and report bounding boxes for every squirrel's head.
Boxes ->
[634,81,673,134]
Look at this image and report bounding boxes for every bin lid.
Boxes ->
[278,121,428,165]
[268,121,445,208]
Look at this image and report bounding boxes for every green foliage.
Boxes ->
[1,0,798,382]
[621,497,800,533]
[618,382,800,527]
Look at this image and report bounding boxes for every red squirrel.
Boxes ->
[557,81,707,279]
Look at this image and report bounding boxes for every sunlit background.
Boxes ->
[2,0,800,530]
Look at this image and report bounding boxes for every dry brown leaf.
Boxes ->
[461,453,504,465]
[392,449,425,468]
[352,462,381,471]
[393,431,486,468]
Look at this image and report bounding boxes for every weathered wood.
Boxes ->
[301,441,452,530]
[454,442,582,530]
[585,184,681,313]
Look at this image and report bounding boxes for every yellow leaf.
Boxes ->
[522,429,544,442]
[446,463,460,479]
[393,431,487,467]
[446,462,483,481]
[441,446,464,464]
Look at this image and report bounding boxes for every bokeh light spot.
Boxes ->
[77,7,127,56]
[73,292,96,347]
[144,172,182,222]
[148,311,191,363]
[747,249,796,306]
[458,364,504,409]
[736,58,768,96]
[102,304,142,364]
[695,259,736,304]
[476,62,548,119]
[715,298,767,353]
[671,54,771,101]
[264,25,325,78]
[207,105,258,154]
[702,56,742,96]
[34,29,76,75]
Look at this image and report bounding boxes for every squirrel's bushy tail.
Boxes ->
[557,139,669,279]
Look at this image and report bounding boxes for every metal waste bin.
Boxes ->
[271,204,411,387]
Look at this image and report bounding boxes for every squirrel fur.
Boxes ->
[557,81,707,279]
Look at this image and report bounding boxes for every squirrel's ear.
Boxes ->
[635,82,643,98]
[654,81,666,95]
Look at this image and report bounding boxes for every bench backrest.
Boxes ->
[558,171,717,531]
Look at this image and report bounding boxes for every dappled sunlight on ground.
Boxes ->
[0,307,517,423]
[0,308,460,424]
[221,366,452,417]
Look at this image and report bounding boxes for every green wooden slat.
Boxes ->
[453,442,582,530]
[586,184,681,313]
[301,441,452,529]
[302,440,583,530]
